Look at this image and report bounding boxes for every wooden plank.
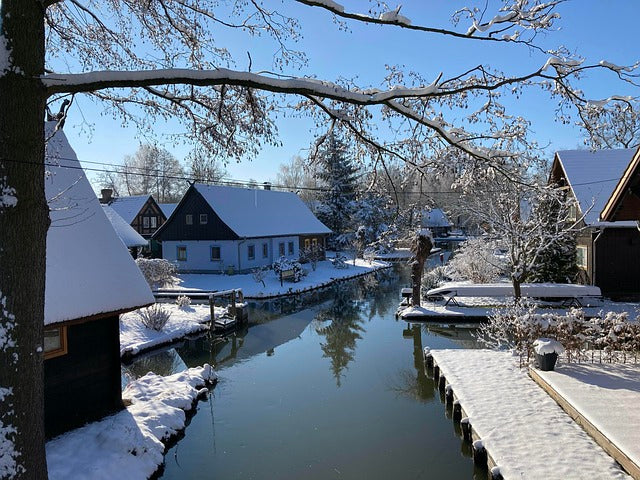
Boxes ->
[530,368,640,480]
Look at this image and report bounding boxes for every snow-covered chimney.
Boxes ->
[263,182,271,191]
[100,188,113,204]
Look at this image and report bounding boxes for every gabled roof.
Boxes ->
[102,205,149,248]
[159,203,178,218]
[600,147,640,222]
[44,123,154,326]
[109,195,151,224]
[552,149,635,225]
[194,184,331,237]
[422,208,451,228]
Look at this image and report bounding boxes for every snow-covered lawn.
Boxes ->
[120,304,221,358]
[429,349,630,479]
[46,365,216,480]
[167,258,389,298]
[535,363,640,475]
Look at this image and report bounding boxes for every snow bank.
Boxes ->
[168,258,389,299]
[429,349,629,479]
[46,365,216,480]
[120,304,221,358]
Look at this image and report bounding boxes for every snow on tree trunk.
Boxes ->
[410,229,433,307]
[0,2,49,478]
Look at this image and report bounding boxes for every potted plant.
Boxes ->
[532,338,565,371]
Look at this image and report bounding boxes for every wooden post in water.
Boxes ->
[209,293,215,331]
[230,290,236,318]
[472,440,488,467]
[453,400,462,422]
[438,374,446,393]
[461,417,472,442]
[432,364,440,382]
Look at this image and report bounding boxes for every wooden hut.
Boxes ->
[44,123,154,438]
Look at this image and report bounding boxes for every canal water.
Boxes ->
[125,266,486,479]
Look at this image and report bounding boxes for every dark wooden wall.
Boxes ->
[594,228,640,299]
[299,234,328,259]
[154,186,239,242]
[131,197,167,238]
[44,316,123,439]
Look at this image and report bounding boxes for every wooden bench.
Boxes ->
[279,268,297,286]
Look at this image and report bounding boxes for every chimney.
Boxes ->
[263,182,271,191]
[100,188,113,204]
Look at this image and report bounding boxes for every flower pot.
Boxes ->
[535,352,558,371]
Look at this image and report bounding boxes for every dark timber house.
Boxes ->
[100,190,167,256]
[550,148,640,299]
[153,183,331,273]
[44,124,154,438]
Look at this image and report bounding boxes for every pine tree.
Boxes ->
[314,132,359,247]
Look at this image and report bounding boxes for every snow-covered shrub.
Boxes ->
[252,266,269,287]
[137,304,171,331]
[175,295,191,308]
[421,265,449,292]
[272,257,306,281]
[300,246,324,271]
[363,247,376,265]
[331,253,349,269]
[135,258,177,288]
[446,238,503,283]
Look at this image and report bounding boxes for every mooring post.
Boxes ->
[209,293,215,331]
[438,374,446,393]
[445,384,454,407]
[231,290,236,318]
[461,417,472,442]
[472,440,488,467]
[425,353,434,369]
[432,364,440,382]
[453,400,462,422]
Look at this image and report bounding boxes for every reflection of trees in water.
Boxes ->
[315,283,366,387]
[421,323,480,349]
[123,348,187,381]
[388,324,434,402]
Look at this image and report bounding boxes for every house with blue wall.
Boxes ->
[153,183,331,273]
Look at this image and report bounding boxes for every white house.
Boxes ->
[153,183,331,273]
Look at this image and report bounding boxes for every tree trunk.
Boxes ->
[0,2,48,478]
[512,277,522,301]
[411,260,422,307]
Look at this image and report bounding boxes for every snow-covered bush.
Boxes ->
[421,265,449,291]
[175,295,191,308]
[272,257,306,281]
[252,266,269,287]
[137,304,171,331]
[135,258,177,288]
[331,252,349,269]
[478,305,640,362]
[363,247,376,265]
[446,237,503,283]
[300,246,324,271]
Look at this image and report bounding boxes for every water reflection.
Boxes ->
[388,324,435,402]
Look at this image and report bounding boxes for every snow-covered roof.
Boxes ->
[555,149,635,225]
[194,184,331,237]
[159,203,177,218]
[102,205,149,248]
[109,195,151,224]
[45,123,154,326]
[422,208,451,228]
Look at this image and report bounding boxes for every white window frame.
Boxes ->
[279,242,285,257]
[248,244,255,260]
[210,245,221,261]
[576,245,587,269]
[150,216,157,229]
[143,216,150,228]
[262,243,268,258]
[200,214,208,224]
[185,214,193,225]
[288,241,294,255]
[177,245,187,261]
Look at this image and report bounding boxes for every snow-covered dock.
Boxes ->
[531,363,640,479]
[426,349,631,479]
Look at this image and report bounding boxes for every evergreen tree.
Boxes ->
[314,132,359,247]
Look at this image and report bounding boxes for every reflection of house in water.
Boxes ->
[421,323,480,349]
[122,348,188,385]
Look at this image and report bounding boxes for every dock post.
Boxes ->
[231,290,236,318]
[461,417,472,442]
[472,440,488,467]
[445,384,454,407]
[209,293,215,331]
[438,374,446,393]
[425,353,434,369]
[452,400,462,422]
[432,364,440,382]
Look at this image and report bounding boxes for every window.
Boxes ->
[262,243,269,258]
[248,245,255,260]
[210,246,221,261]
[568,204,578,222]
[304,238,311,249]
[150,216,157,228]
[279,242,285,256]
[177,246,187,261]
[312,238,318,248]
[288,241,294,255]
[44,326,67,360]
[576,245,587,269]
[185,214,193,225]
[200,214,208,224]
[143,216,150,228]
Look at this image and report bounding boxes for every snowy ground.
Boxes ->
[120,304,222,358]
[46,365,216,480]
[429,349,630,479]
[536,362,640,475]
[166,258,389,299]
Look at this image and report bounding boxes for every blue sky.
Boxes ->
[57,1,640,185]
